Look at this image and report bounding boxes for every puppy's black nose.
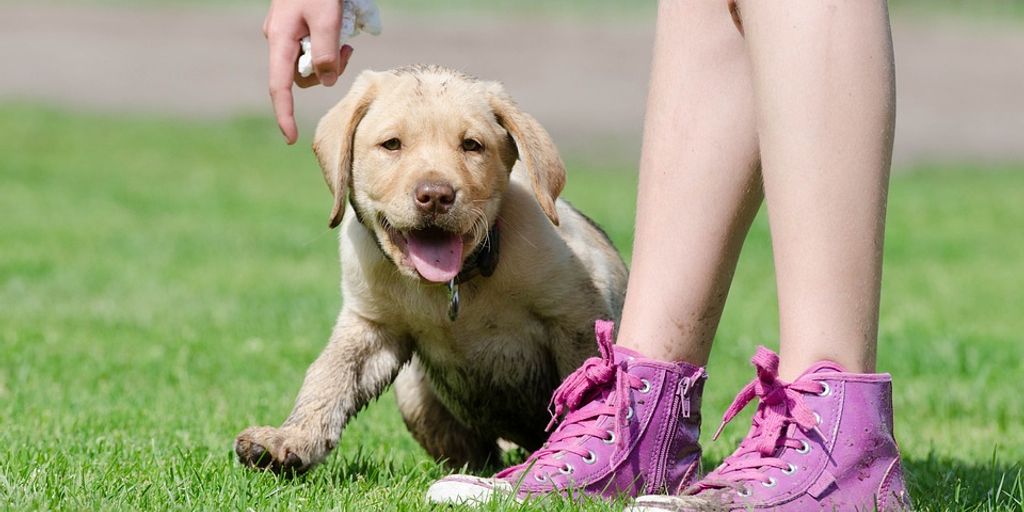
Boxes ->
[414,181,456,214]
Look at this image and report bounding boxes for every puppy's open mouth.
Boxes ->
[383,220,465,283]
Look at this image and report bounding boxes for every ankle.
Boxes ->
[777,351,876,381]
[614,336,710,367]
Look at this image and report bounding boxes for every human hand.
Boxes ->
[263,0,354,144]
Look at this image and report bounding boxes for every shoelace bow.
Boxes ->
[695,346,826,491]
[497,320,642,480]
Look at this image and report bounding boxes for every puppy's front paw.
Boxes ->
[234,426,320,474]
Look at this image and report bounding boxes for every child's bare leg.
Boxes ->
[616,0,762,364]
[735,0,896,379]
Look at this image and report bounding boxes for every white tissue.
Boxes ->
[297,0,382,78]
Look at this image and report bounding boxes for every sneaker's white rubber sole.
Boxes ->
[425,476,514,506]
[626,495,715,512]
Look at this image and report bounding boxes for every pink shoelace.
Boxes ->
[692,346,826,493]
[496,320,642,482]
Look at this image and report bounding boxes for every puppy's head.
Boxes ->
[313,66,565,283]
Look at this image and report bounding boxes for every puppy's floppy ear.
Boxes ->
[313,71,380,228]
[487,84,566,225]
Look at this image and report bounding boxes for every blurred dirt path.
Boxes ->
[1,3,1021,168]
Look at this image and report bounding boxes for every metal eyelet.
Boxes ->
[796,440,811,454]
[818,382,832,397]
[736,488,752,497]
[534,473,548,482]
[639,379,652,394]
[782,463,797,475]
[582,451,597,464]
[762,477,777,488]
[626,406,634,420]
[559,464,575,475]
[813,412,822,425]
[603,430,616,444]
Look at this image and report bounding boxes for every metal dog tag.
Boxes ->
[446,279,460,321]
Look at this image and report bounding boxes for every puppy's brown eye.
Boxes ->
[461,139,483,152]
[381,138,402,151]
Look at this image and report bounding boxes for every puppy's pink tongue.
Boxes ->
[406,230,464,283]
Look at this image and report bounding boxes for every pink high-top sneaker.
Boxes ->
[630,346,912,511]
[425,321,707,505]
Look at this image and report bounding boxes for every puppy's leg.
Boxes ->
[394,357,500,470]
[235,310,411,473]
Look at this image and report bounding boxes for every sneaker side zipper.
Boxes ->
[652,374,692,493]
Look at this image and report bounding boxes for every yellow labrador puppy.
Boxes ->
[235,65,627,473]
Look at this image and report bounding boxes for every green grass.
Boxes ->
[0,104,1021,511]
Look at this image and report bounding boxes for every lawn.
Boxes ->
[0,105,1021,511]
